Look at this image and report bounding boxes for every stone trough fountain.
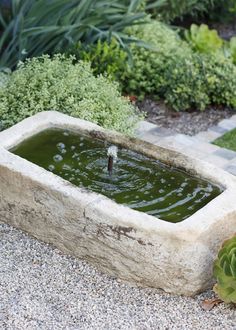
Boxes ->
[0,111,236,296]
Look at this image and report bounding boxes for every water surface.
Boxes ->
[11,129,222,223]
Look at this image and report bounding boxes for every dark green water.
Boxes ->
[11,129,222,223]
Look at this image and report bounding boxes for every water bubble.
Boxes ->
[56,142,65,150]
[79,143,84,147]
[62,164,71,171]
[56,142,67,154]
[48,165,55,172]
[71,146,76,151]
[63,131,69,136]
[53,154,63,163]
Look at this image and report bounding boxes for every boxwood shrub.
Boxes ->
[122,20,236,111]
[0,55,141,134]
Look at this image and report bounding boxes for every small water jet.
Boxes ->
[107,145,118,176]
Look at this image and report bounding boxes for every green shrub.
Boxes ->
[68,39,128,81]
[230,37,236,65]
[201,54,236,108]
[122,20,236,111]
[0,55,141,134]
[122,20,207,110]
[0,0,146,70]
[145,0,217,22]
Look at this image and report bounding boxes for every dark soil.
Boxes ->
[210,22,236,40]
[137,99,234,136]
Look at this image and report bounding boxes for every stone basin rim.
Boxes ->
[0,110,236,237]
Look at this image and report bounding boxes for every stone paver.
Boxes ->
[137,121,174,144]
[136,120,158,135]
[202,154,229,167]
[136,113,236,176]
[213,148,236,160]
[218,119,236,131]
[192,141,219,154]
[229,114,236,123]
[180,147,206,160]
[223,164,236,176]
[194,131,222,143]
[208,125,228,134]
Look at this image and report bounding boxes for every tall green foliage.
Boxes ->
[0,0,146,70]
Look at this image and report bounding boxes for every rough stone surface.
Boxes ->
[1,111,236,296]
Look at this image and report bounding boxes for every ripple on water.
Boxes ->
[11,129,223,223]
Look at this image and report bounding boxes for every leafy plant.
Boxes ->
[185,24,223,54]
[68,39,128,81]
[0,55,141,134]
[213,235,236,304]
[121,20,236,111]
[144,0,217,22]
[0,0,146,70]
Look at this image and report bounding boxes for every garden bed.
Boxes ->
[138,99,234,135]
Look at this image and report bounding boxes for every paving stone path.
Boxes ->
[136,115,236,176]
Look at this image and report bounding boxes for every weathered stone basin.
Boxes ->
[0,111,236,296]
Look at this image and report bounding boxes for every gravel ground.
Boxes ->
[138,99,234,136]
[1,223,236,330]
